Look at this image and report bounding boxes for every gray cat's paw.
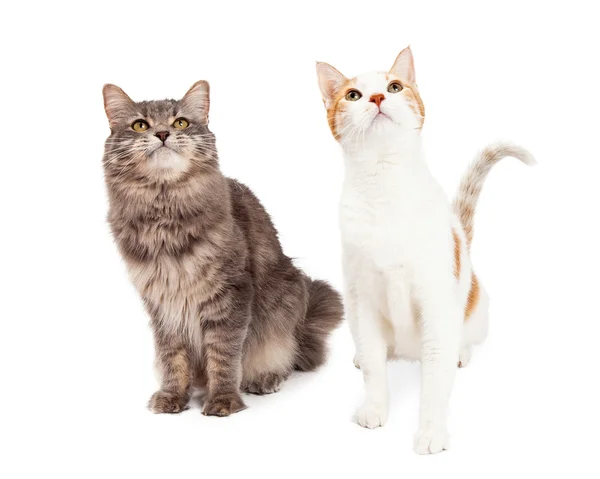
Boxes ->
[243,372,287,395]
[148,390,189,414]
[202,392,246,416]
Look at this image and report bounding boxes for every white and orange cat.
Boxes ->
[316,47,534,454]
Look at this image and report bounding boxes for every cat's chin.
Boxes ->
[147,147,190,175]
[367,116,420,141]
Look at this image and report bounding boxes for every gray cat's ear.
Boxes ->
[316,62,348,106]
[389,46,416,85]
[181,80,210,125]
[103,84,137,128]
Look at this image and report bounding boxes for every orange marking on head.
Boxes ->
[326,78,356,140]
[387,73,425,129]
[452,229,461,279]
[403,85,425,128]
[465,274,480,320]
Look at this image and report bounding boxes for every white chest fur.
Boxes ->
[339,145,460,362]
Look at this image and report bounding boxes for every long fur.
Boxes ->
[102,82,343,417]
[295,279,344,371]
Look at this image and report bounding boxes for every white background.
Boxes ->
[2,1,599,477]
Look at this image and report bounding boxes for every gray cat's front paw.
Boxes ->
[148,390,189,414]
[202,392,246,417]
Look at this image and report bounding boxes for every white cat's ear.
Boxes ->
[316,62,348,105]
[390,46,416,85]
[181,80,210,125]
[102,84,137,128]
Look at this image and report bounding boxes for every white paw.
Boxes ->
[413,427,450,455]
[458,346,472,368]
[355,402,388,429]
[353,354,360,369]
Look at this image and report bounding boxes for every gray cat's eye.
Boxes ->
[132,120,149,132]
[345,90,362,101]
[173,118,189,130]
[387,81,403,93]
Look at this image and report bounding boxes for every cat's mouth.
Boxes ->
[150,144,173,154]
[147,144,183,160]
[365,110,391,130]
[371,110,400,128]
[147,146,188,171]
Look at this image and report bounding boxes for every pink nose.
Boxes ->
[155,131,170,142]
[369,93,385,108]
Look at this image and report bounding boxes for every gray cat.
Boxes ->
[102,80,343,416]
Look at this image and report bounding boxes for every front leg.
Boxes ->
[354,298,389,429]
[201,291,250,417]
[148,309,193,414]
[413,276,462,454]
[343,276,360,369]
[342,249,362,369]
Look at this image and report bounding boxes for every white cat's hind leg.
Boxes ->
[458,345,472,368]
[459,284,490,368]
[464,285,489,344]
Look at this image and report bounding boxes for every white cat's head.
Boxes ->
[316,46,424,150]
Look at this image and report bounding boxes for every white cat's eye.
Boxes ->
[387,81,403,93]
[345,90,362,101]
[132,120,149,132]
[173,118,189,130]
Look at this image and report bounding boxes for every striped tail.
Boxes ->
[453,142,536,248]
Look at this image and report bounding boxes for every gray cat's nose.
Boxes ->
[155,131,170,143]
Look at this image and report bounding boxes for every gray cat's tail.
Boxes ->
[453,142,536,248]
[294,279,343,371]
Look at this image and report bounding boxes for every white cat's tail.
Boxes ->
[453,142,536,247]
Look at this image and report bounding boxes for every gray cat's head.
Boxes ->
[102,81,217,184]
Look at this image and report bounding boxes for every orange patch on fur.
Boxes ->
[326,78,356,140]
[465,273,480,320]
[402,85,425,127]
[387,73,425,129]
[452,229,461,279]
